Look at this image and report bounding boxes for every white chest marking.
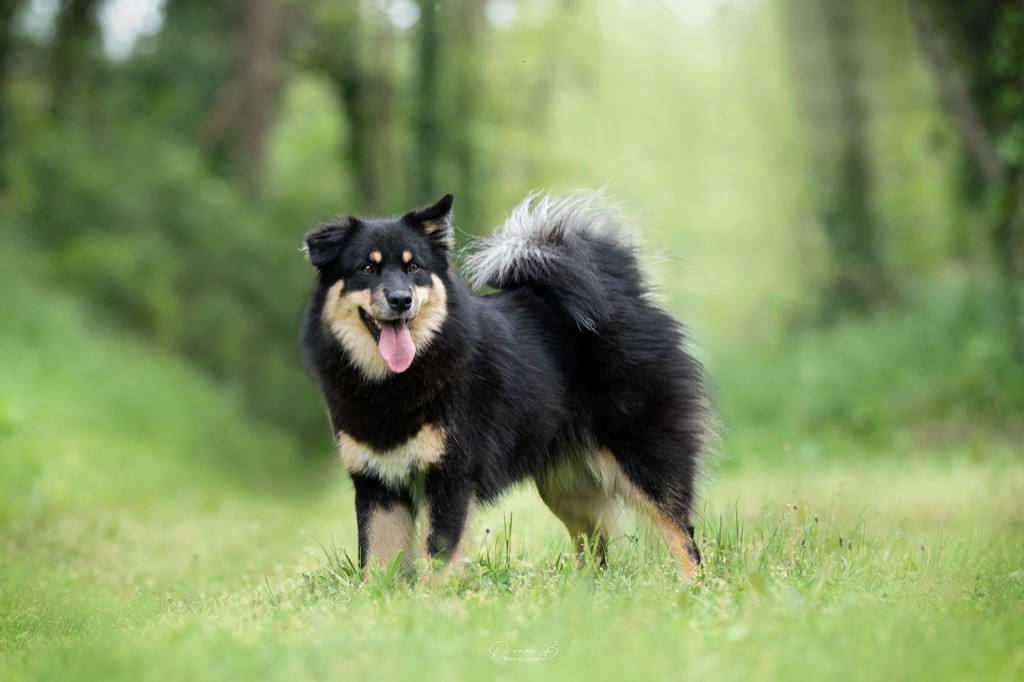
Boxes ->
[338,424,446,486]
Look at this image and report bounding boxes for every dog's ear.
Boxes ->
[302,216,356,269]
[404,194,454,251]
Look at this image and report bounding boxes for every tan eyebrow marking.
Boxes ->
[369,251,382,264]
[402,251,413,264]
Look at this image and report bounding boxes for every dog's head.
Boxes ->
[303,194,453,378]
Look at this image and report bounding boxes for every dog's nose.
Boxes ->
[387,290,413,312]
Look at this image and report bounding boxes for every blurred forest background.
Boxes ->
[2,0,1023,456]
[2,3,1024,678]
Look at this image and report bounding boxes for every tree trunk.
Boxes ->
[993,167,1024,361]
[448,0,486,235]
[0,0,19,195]
[992,6,1024,362]
[783,0,888,316]
[316,6,394,214]
[237,0,283,196]
[333,63,394,214]
[905,0,1000,186]
[50,0,99,119]
[198,0,284,196]
[907,0,1024,361]
[412,0,441,205]
[411,0,486,232]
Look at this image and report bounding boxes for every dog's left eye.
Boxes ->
[408,263,420,273]
[361,264,374,274]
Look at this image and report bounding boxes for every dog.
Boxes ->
[300,192,712,579]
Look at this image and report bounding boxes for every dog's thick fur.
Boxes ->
[300,192,712,578]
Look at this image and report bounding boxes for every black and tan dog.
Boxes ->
[300,193,712,579]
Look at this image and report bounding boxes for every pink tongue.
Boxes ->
[378,321,416,373]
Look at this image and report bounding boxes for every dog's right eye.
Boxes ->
[360,264,374,274]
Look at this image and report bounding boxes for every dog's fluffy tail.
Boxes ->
[465,192,643,331]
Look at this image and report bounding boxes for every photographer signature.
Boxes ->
[489,640,559,663]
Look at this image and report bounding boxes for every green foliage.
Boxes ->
[10,122,324,442]
[713,277,1024,459]
[0,243,318,522]
[117,0,237,141]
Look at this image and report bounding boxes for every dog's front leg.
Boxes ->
[420,464,474,577]
[352,472,415,576]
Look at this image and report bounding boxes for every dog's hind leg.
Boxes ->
[596,446,702,581]
[535,458,620,567]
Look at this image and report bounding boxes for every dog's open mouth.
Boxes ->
[359,308,416,374]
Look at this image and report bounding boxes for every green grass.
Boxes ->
[2,257,1023,681]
